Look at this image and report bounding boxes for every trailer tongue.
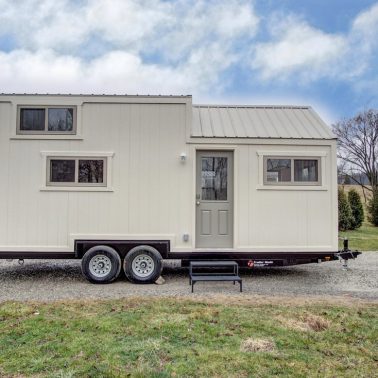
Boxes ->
[180,239,361,269]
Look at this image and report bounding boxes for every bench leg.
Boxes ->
[239,281,242,293]
[192,282,194,293]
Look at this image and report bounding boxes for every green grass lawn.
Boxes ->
[338,185,378,251]
[0,299,377,377]
[339,222,378,251]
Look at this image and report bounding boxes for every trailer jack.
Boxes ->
[340,258,348,270]
[335,238,361,270]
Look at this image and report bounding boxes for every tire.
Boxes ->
[81,245,122,284]
[124,245,163,284]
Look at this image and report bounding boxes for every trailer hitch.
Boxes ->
[335,238,361,270]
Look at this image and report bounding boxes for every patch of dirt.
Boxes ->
[305,314,330,331]
[276,315,310,332]
[240,338,276,353]
[276,313,330,332]
[150,313,189,325]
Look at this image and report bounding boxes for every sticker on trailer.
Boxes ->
[251,260,274,267]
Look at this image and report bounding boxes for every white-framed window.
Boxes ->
[47,157,106,186]
[264,157,321,186]
[256,151,327,191]
[17,105,77,135]
[41,152,114,192]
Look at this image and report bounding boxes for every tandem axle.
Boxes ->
[0,238,361,284]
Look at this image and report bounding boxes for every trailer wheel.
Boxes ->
[124,245,163,284]
[81,246,122,284]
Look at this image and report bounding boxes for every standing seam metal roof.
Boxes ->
[192,105,335,139]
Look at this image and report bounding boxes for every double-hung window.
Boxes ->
[18,106,76,135]
[264,157,321,185]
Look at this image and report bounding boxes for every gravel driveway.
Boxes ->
[0,252,377,303]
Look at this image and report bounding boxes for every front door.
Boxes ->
[196,151,233,248]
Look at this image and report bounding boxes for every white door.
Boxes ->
[196,151,233,248]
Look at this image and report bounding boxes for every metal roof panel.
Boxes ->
[191,105,335,140]
[208,107,225,137]
[198,107,213,137]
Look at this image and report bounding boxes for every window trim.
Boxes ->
[47,157,107,187]
[256,151,327,191]
[263,156,321,186]
[17,105,77,135]
[41,152,114,192]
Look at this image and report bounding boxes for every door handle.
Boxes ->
[196,201,200,206]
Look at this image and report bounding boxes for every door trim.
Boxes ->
[195,149,235,248]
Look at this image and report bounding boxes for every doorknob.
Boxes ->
[196,201,200,206]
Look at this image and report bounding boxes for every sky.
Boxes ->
[0,0,377,124]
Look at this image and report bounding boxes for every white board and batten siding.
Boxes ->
[0,95,338,254]
[191,105,338,252]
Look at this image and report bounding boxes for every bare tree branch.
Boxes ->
[333,109,378,192]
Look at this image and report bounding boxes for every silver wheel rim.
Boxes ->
[132,254,155,278]
[89,254,112,278]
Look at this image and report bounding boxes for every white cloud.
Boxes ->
[251,19,347,81]
[0,0,376,98]
[0,0,258,58]
[352,2,378,44]
[0,47,236,95]
[250,3,378,82]
[154,0,259,62]
[0,0,259,95]
[349,2,378,66]
[0,0,178,56]
[0,1,86,51]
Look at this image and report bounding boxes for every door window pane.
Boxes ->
[20,108,45,131]
[48,108,74,131]
[266,159,291,182]
[201,157,227,200]
[294,159,318,182]
[50,159,75,182]
[79,160,104,183]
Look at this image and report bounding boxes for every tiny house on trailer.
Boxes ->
[0,94,357,284]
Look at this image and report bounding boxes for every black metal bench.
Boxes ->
[189,261,242,293]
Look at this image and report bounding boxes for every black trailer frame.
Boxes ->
[0,238,361,267]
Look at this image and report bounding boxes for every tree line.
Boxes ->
[334,109,378,229]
